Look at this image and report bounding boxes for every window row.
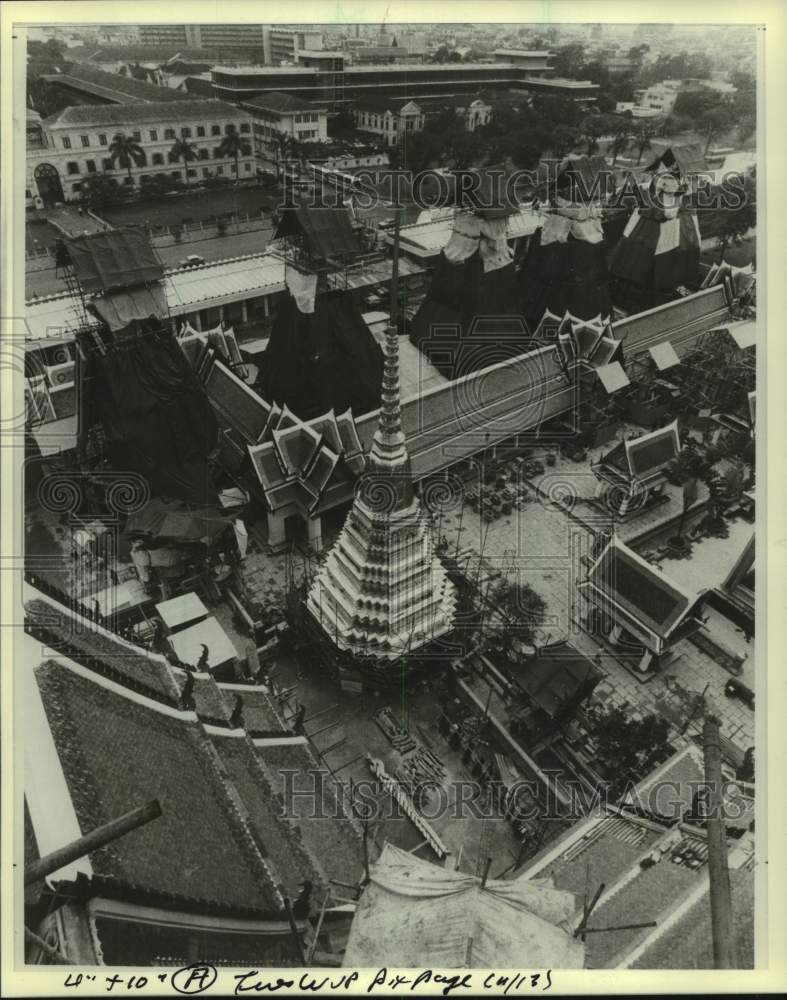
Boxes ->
[64,149,254,174]
[69,162,254,190]
[60,121,251,149]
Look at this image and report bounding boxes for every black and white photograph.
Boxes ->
[2,2,783,994]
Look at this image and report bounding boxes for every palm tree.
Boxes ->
[108,132,145,189]
[609,131,632,166]
[633,123,659,165]
[272,130,296,181]
[218,125,252,183]
[169,137,197,186]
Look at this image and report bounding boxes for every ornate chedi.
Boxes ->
[306,213,456,661]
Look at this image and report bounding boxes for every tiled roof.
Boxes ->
[536,816,662,900]
[584,836,707,968]
[44,97,244,128]
[181,76,216,97]
[218,686,287,735]
[628,864,754,969]
[35,660,283,914]
[46,62,191,103]
[255,740,364,888]
[580,537,698,643]
[25,592,182,705]
[242,91,324,113]
[211,734,322,899]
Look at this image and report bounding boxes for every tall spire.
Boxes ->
[305,204,456,662]
[369,206,408,471]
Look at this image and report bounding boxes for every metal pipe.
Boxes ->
[703,714,736,968]
[283,897,307,965]
[25,800,162,886]
[24,926,73,965]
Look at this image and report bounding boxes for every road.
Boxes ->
[25,226,275,301]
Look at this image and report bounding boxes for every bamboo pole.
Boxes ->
[25,800,162,886]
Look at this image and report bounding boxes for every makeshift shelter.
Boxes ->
[521,156,613,330]
[124,498,230,545]
[274,204,361,265]
[343,844,584,968]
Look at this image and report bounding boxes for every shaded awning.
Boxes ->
[125,498,229,544]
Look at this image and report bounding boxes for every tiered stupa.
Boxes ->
[306,212,456,661]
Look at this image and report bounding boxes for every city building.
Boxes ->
[262,27,325,65]
[352,98,425,146]
[492,48,553,74]
[460,96,493,131]
[26,99,255,205]
[512,76,601,103]
[138,23,267,56]
[209,62,592,110]
[240,92,328,163]
[40,62,192,106]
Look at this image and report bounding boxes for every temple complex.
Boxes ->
[306,212,457,660]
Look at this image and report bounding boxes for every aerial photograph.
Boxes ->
[13,11,762,982]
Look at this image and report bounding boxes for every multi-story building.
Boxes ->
[138,23,266,56]
[461,96,493,131]
[262,27,324,65]
[492,49,552,74]
[353,99,425,147]
[26,100,255,206]
[210,61,581,109]
[240,92,328,163]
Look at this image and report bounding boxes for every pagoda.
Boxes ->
[306,211,456,661]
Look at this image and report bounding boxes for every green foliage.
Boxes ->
[78,172,126,209]
[588,705,673,796]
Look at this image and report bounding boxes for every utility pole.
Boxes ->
[702,713,736,969]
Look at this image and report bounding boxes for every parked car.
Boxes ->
[725,677,755,709]
[178,255,205,268]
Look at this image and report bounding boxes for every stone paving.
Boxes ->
[437,465,755,750]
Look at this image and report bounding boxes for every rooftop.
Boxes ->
[44,62,191,103]
[242,91,326,113]
[44,98,247,128]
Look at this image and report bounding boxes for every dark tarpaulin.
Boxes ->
[88,332,219,505]
[89,284,169,331]
[521,229,612,330]
[409,252,530,378]
[262,289,384,420]
[124,498,229,544]
[274,205,360,261]
[65,228,164,294]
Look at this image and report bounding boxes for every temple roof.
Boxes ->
[274,205,360,262]
[595,421,681,484]
[247,395,365,515]
[578,536,705,652]
[507,641,603,718]
[31,658,284,915]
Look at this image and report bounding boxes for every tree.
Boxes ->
[444,129,483,169]
[713,174,757,262]
[218,124,252,182]
[169,137,197,185]
[632,121,661,165]
[549,124,581,158]
[698,106,735,156]
[272,130,296,180]
[400,129,443,173]
[587,705,673,797]
[108,132,145,187]
[79,172,124,210]
[550,43,586,78]
[608,131,632,166]
[579,115,607,156]
[488,579,546,647]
